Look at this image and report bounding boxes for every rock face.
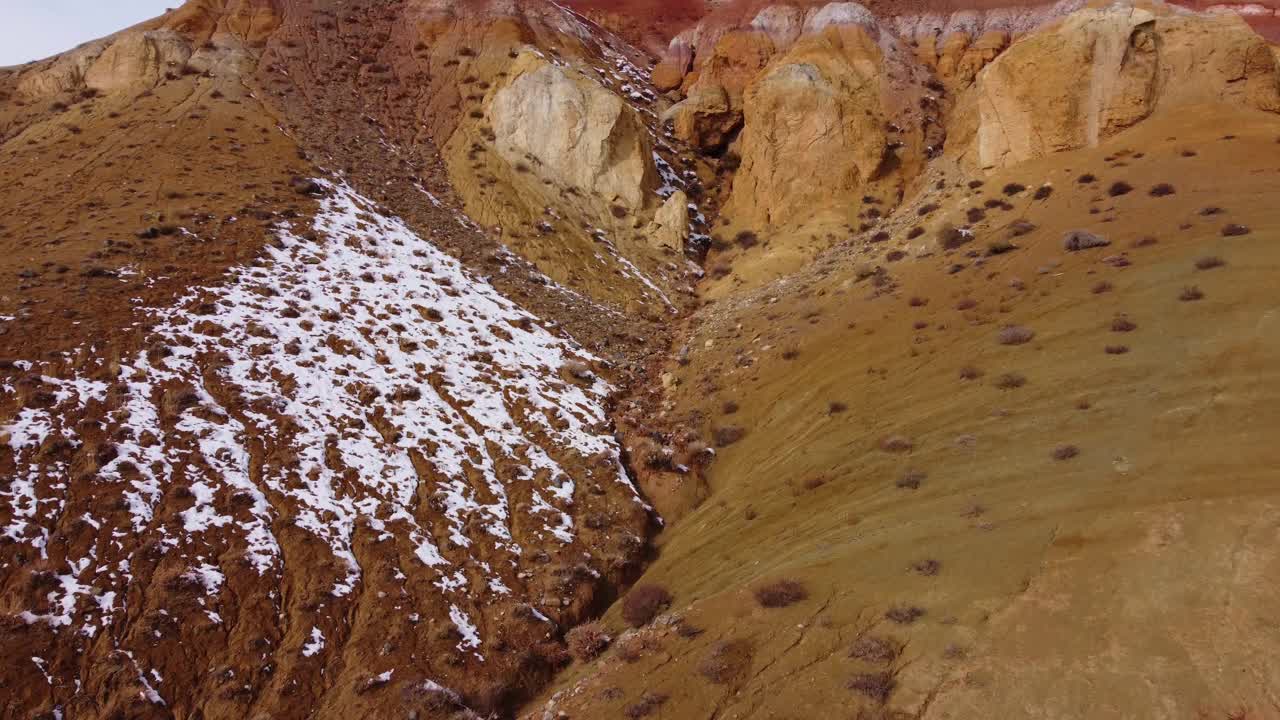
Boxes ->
[724,24,927,229]
[491,51,659,211]
[950,5,1280,168]
[666,30,776,151]
[645,190,692,249]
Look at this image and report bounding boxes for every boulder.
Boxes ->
[645,191,691,250]
[667,30,775,151]
[489,51,658,210]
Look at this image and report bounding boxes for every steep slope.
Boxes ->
[3,0,1280,719]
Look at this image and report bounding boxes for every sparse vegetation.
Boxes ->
[1110,316,1137,332]
[1149,183,1176,197]
[880,435,914,453]
[911,559,941,576]
[1107,181,1133,197]
[566,622,611,662]
[1033,185,1053,200]
[896,469,926,489]
[995,372,1027,389]
[1002,182,1026,196]
[1092,281,1113,294]
[622,585,672,627]
[884,605,925,624]
[754,579,807,608]
[847,671,896,702]
[1105,345,1130,355]
[849,635,898,663]
[937,223,971,251]
[713,426,745,447]
[997,325,1035,345]
[1179,286,1205,302]
[1052,444,1080,461]
[958,365,982,380]
[1063,230,1110,251]
[1195,256,1226,270]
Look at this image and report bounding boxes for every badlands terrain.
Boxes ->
[1,0,1279,718]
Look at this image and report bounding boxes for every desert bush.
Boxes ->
[698,639,752,684]
[848,671,896,702]
[997,325,1035,345]
[1200,206,1224,216]
[622,585,672,627]
[896,469,926,489]
[1051,444,1079,461]
[908,296,928,307]
[911,559,941,576]
[987,239,1017,255]
[712,426,745,447]
[966,207,986,223]
[1062,230,1110,251]
[828,401,848,414]
[849,635,899,663]
[884,605,925,624]
[1179,286,1204,302]
[1149,183,1175,197]
[1110,316,1137,332]
[958,365,982,380]
[995,372,1027,389]
[937,224,971,251]
[1033,185,1053,200]
[1195,256,1226,270]
[754,580,807,608]
[1132,236,1158,248]
[907,226,925,239]
[624,692,668,719]
[917,202,939,216]
[735,231,759,248]
[955,298,978,310]
[1077,173,1096,184]
[565,623,611,662]
[1008,219,1036,237]
[879,435,914,453]
[1105,345,1129,355]
[1092,281,1113,294]
[1002,182,1026,196]
[1107,181,1133,197]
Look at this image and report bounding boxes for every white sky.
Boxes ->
[0,1,176,67]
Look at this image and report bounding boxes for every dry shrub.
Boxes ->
[1110,316,1137,332]
[624,692,668,718]
[622,584,672,627]
[754,579,807,608]
[698,639,753,684]
[1033,185,1054,200]
[848,671,897,702]
[884,605,925,624]
[937,224,971,251]
[911,559,941,576]
[1104,345,1130,355]
[955,298,978,310]
[1062,230,1110,251]
[1002,182,1026,196]
[1052,444,1080,461]
[566,622,611,662]
[1092,281,1113,294]
[896,469,926,489]
[1179,286,1204,302]
[1077,173,1096,184]
[1221,224,1250,237]
[1149,183,1176,197]
[997,325,1035,345]
[712,426,745,447]
[735,230,759,248]
[849,635,899,663]
[879,435,914,453]
[614,633,651,663]
[1195,256,1225,270]
[995,372,1026,389]
[958,365,982,380]
[1107,181,1133,197]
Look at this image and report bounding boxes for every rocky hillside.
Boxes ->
[2,1,1279,719]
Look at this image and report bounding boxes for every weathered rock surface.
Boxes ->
[950,4,1280,168]
[491,51,659,211]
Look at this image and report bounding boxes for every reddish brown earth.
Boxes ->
[2,1,1279,719]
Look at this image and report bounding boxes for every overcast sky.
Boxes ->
[1,1,175,67]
